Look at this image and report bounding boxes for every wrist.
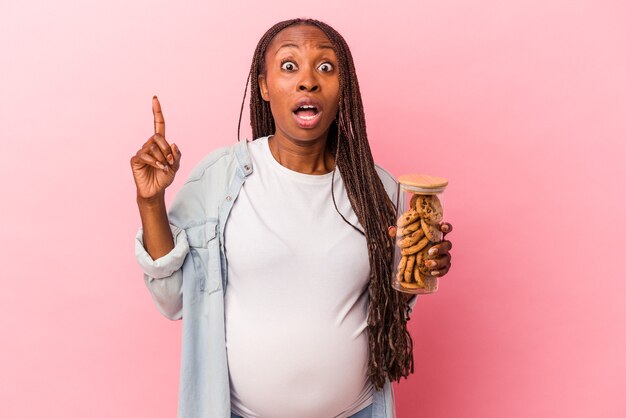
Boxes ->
[137,192,166,209]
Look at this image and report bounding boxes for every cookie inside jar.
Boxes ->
[391,174,447,295]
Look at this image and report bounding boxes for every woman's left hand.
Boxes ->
[388,222,453,277]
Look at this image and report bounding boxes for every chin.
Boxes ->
[290,131,330,143]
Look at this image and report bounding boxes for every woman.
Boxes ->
[131,18,452,418]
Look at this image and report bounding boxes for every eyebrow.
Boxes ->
[274,43,336,55]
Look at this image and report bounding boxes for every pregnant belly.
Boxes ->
[226,312,371,418]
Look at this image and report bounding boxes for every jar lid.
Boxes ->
[398,174,448,194]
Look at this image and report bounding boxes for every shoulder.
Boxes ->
[168,141,247,226]
[184,141,248,184]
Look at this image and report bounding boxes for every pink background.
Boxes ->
[1,0,625,417]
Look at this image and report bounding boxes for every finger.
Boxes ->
[147,143,169,171]
[135,152,163,170]
[431,263,450,277]
[425,253,451,270]
[171,143,182,171]
[441,222,453,236]
[153,96,165,137]
[428,240,452,256]
[153,133,174,166]
[388,226,397,238]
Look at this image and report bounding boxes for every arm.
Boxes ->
[138,194,174,259]
[134,193,189,321]
[131,96,186,320]
[134,156,219,320]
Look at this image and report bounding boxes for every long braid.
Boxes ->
[238,18,414,390]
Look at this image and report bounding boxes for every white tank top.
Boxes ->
[224,136,374,418]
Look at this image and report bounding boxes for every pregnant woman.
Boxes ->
[131,18,453,418]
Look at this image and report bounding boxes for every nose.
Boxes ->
[298,82,319,92]
[298,68,319,92]
[298,84,318,91]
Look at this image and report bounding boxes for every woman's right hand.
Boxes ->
[130,96,182,201]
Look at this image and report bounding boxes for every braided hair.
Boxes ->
[237,18,414,390]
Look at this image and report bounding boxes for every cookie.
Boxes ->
[396,255,408,282]
[399,281,422,289]
[397,228,425,248]
[403,254,416,282]
[401,236,430,256]
[398,255,408,271]
[420,218,443,242]
[415,247,432,275]
[409,193,419,210]
[413,267,426,288]
[418,268,438,292]
[396,208,420,228]
[415,194,443,225]
[397,219,421,237]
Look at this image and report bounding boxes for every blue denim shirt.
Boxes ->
[135,137,418,418]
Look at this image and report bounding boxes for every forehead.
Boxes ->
[267,24,334,54]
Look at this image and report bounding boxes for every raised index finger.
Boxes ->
[152,96,165,137]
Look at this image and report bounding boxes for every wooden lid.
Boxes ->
[398,174,448,189]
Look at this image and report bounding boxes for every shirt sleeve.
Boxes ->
[134,225,189,320]
[133,147,229,320]
[134,225,190,279]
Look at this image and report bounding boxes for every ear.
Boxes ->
[258,74,270,102]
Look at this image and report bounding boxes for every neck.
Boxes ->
[268,132,335,175]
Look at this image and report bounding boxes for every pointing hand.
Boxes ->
[130,96,182,200]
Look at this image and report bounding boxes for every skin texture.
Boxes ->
[258,24,340,175]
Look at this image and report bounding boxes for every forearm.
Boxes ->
[137,193,175,260]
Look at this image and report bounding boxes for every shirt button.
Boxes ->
[226,196,232,201]
[244,164,250,171]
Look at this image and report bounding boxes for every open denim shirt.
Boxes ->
[135,137,418,418]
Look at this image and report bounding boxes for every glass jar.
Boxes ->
[391,174,448,294]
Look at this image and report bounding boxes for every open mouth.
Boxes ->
[293,105,320,120]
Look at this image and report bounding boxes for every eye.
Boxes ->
[280,60,297,71]
[318,62,334,72]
